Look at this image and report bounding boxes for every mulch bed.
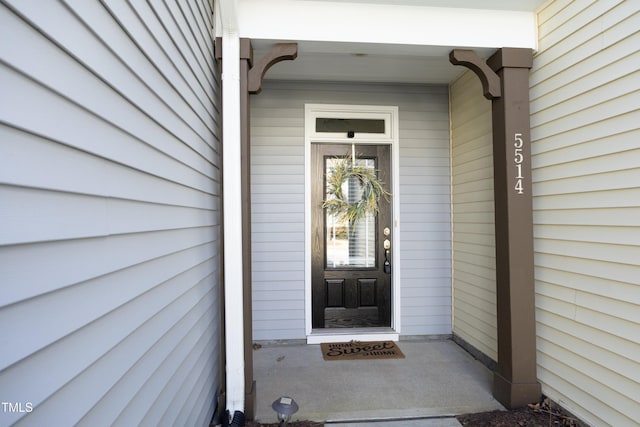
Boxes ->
[457,398,585,426]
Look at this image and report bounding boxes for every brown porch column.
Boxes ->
[239,38,256,420]
[450,48,541,409]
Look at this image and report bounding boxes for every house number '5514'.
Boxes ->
[514,133,524,194]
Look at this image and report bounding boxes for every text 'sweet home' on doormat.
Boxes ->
[320,341,405,361]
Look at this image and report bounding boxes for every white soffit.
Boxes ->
[238,0,540,84]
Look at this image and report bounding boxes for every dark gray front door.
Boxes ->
[311,143,392,329]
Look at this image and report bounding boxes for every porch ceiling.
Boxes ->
[246,0,547,85]
[253,39,496,85]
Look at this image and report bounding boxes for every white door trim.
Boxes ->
[304,104,401,343]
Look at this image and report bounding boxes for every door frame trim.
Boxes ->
[304,104,401,343]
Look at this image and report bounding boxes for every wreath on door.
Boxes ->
[322,153,390,228]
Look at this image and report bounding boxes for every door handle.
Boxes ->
[383,239,391,274]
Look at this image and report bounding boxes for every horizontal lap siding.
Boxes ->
[0,1,221,426]
[251,81,451,340]
[251,91,306,340]
[449,71,497,361]
[532,1,640,425]
[399,98,452,335]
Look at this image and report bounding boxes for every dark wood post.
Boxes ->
[488,48,541,409]
[450,48,541,409]
[238,38,256,420]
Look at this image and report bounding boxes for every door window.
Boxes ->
[325,157,377,269]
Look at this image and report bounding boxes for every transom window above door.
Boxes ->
[316,118,385,135]
[306,104,396,142]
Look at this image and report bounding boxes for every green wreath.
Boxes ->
[322,154,390,228]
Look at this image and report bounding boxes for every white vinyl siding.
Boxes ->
[531,1,640,426]
[449,70,497,362]
[0,1,221,426]
[251,81,452,340]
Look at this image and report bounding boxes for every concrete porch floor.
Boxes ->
[253,338,504,424]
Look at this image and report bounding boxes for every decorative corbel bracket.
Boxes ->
[248,43,298,94]
[449,49,501,99]
[214,39,298,94]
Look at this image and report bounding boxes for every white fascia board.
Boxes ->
[237,0,537,50]
[218,0,239,33]
[214,0,223,38]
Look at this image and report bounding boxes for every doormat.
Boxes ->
[320,341,405,361]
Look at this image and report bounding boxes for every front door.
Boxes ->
[311,143,392,329]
